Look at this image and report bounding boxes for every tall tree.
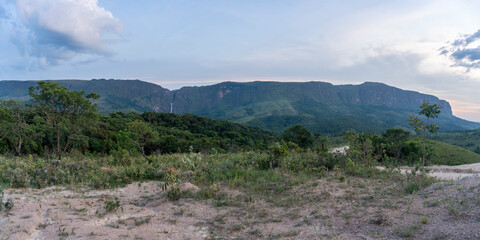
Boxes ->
[314,133,329,152]
[408,100,442,166]
[383,128,410,160]
[0,104,10,152]
[128,120,158,156]
[281,125,314,148]
[0,100,30,155]
[28,81,100,156]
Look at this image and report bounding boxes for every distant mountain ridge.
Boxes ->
[0,79,478,133]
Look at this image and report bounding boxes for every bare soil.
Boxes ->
[2,173,480,239]
[377,162,480,180]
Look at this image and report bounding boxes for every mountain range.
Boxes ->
[0,79,478,134]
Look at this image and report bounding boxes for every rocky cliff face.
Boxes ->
[66,79,173,113]
[170,81,452,115]
[0,79,475,133]
[335,82,452,115]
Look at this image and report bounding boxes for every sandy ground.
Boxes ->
[0,182,215,240]
[332,144,480,181]
[377,162,480,181]
[426,163,480,180]
[2,169,480,239]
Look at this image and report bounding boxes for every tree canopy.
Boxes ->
[0,83,276,156]
[28,81,100,156]
[281,125,314,148]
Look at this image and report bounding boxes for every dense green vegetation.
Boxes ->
[431,129,480,154]
[344,129,480,167]
[0,80,478,203]
[281,125,314,148]
[340,101,480,167]
[0,82,275,157]
[0,81,477,165]
[0,147,433,199]
[427,140,480,165]
[1,80,479,134]
[0,109,275,156]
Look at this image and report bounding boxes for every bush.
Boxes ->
[282,150,342,173]
[0,155,163,189]
[162,168,181,201]
[281,125,314,148]
[0,188,13,212]
[104,196,120,213]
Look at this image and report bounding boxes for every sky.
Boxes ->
[1,0,480,121]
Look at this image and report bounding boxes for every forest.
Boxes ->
[0,81,466,167]
[0,82,277,157]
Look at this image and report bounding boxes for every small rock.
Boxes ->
[100,167,113,173]
[181,182,200,192]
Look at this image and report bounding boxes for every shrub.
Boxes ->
[404,183,420,194]
[0,188,13,212]
[104,196,120,213]
[162,168,181,201]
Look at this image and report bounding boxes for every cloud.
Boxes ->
[0,4,6,19]
[452,48,480,63]
[443,29,480,68]
[11,0,123,67]
[452,29,480,46]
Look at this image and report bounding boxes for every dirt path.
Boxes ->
[426,163,480,180]
[332,144,480,181]
[377,163,480,180]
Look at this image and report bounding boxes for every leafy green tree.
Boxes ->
[0,101,30,155]
[281,125,314,148]
[158,135,180,153]
[28,81,100,156]
[314,133,329,152]
[0,105,11,153]
[128,120,158,156]
[114,130,137,153]
[408,100,442,166]
[355,133,375,163]
[383,128,411,160]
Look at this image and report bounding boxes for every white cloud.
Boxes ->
[12,0,123,66]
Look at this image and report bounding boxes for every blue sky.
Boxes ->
[1,0,480,121]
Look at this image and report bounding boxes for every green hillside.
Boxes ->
[428,140,480,166]
[1,79,479,134]
[0,79,172,113]
[431,129,480,153]
[173,81,479,133]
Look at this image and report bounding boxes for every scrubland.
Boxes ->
[1,151,480,239]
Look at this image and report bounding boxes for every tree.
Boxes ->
[383,128,410,160]
[314,133,328,152]
[28,81,100,156]
[357,134,373,160]
[408,100,442,166]
[128,120,158,156]
[474,146,480,154]
[0,105,11,153]
[281,125,314,148]
[0,100,30,155]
